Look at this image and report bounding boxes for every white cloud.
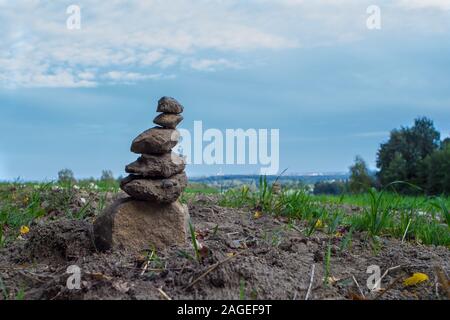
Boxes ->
[399,0,450,10]
[103,71,169,83]
[1,0,449,88]
[190,59,240,72]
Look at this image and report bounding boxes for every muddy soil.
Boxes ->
[0,195,449,300]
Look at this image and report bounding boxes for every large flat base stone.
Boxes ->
[93,197,189,252]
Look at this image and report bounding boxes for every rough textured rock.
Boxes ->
[93,197,189,252]
[120,172,188,203]
[156,96,184,114]
[125,153,185,178]
[131,127,179,154]
[153,113,183,129]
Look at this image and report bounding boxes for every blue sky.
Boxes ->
[1,0,450,180]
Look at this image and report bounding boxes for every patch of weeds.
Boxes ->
[71,199,93,220]
[414,216,450,246]
[262,228,283,247]
[0,182,48,241]
[249,288,258,300]
[323,242,332,286]
[177,250,194,261]
[275,189,314,219]
[15,287,25,300]
[239,278,246,300]
[304,208,327,237]
[141,247,165,279]
[359,187,394,237]
[255,176,275,213]
[339,227,354,253]
[432,197,450,227]
[96,193,108,216]
[305,218,319,237]
[188,221,201,262]
[393,208,417,241]
[219,185,251,208]
[325,210,343,236]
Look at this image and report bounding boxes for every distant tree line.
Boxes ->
[57,169,119,184]
[314,117,450,195]
[313,180,347,195]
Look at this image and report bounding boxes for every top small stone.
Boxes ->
[157,97,184,114]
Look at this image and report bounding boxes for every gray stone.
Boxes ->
[93,197,189,252]
[153,113,183,129]
[125,153,185,178]
[131,127,179,154]
[156,97,184,114]
[120,172,188,203]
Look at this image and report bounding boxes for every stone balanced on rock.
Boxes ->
[93,97,189,252]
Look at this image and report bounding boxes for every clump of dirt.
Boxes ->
[14,219,95,265]
[0,195,449,300]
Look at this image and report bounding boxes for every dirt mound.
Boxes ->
[23,219,95,265]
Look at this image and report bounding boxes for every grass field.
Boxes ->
[1,178,449,248]
[216,177,450,247]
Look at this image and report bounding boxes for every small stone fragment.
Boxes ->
[120,172,188,203]
[156,96,184,114]
[131,127,179,154]
[153,113,183,129]
[125,153,185,178]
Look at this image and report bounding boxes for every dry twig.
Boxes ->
[185,251,244,289]
[372,265,401,293]
[401,219,412,243]
[352,275,365,299]
[305,264,315,300]
[158,287,172,300]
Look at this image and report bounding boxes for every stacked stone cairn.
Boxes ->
[94,97,189,252]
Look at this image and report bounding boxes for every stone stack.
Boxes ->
[94,97,189,252]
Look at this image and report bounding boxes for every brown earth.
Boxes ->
[0,194,449,300]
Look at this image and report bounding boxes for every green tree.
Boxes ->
[421,143,450,195]
[313,181,347,195]
[441,137,450,149]
[376,117,440,188]
[58,168,75,184]
[348,156,374,193]
[382,152,408,183]
[100,170,114,182]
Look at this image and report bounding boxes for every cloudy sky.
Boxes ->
[1,0,450,180]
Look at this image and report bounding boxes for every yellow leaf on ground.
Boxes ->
[327,276,340,285]
[254,211,262,219]
[403,273,429,286]
[20,225,30,235]
[315,219,323,229]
